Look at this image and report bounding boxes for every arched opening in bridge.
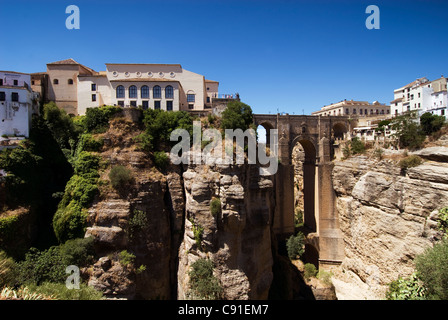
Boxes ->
[304,244,319,269]
[256,122,274,147]
[291,138,317,233]
[333,123,347,141]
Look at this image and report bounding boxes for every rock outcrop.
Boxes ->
[332,149,448,299]
[177,164,275,300]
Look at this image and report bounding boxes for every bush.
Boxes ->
[437,207,448,238]
[286,232,305,260]
[386,273,426,300]
[128,209,148,239]
[138,109,193,151]
[13,237,94,287]
[303,263,317,281]
[399,155,422,171]
[188,258,222,300]
[119,250,136,267]
[210,198,221,217]
[109,165,133,190]
[415,239,448,300]
[81,106,122,133]
[26,282,103,300]
[153,151,169,171]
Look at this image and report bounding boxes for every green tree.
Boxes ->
[420,112,445,136]
[391,112,425,150]
[221,100,254,131]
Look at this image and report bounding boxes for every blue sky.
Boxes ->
[1,0,447,114]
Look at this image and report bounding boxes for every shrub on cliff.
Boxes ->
[153,151,169,171]
[109,165,133,190]
[386,272,426,300]
[188,258,222,300]
[80,106,122,134]
[415,239,448,300]
[286,232,305,260]
[137,109,193,151]
[398,155,422,171]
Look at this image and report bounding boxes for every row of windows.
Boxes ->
[53,79,74,85]
[0,79,19,86]
[0,92,19,102]
[116,85,175,99]
[116,100,174,111]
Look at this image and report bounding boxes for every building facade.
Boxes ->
[390,76,448,116]
[77,63,219,115]
[0,71,37,138]
[45,59,97,115]
[312,99,390,117]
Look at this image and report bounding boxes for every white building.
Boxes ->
[77,63,219,115]
[391,76,448,116]
[0,71,37,138]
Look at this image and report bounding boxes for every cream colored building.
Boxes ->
[312,99,390,117]
[46,59,97,115]
[77,63,219,115]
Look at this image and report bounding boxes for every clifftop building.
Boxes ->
[391,76,448,116]
[0,71,38,138]
[311,99,390,117]
[36,59,219,116]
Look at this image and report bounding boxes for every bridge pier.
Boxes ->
[316,137,344,269]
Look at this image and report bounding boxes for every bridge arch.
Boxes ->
[290,136,317,233]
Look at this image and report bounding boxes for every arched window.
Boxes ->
[165,85,173,99]
[53,79,59,85]
[68,79,74,85]
[116,85,125,98]
[129,85,137,99]
[153,85,161,99]
[141,85,149,99]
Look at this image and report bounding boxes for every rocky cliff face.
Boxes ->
[83,118,278,299]
[177,163,275,299]
[331,148,447,299]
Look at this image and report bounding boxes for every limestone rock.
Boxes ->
[412,146,448,162]
[332,155,446,299]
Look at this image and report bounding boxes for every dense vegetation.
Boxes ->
[0,100,256,299]
[391,111,446,150]
[0,103,120,299]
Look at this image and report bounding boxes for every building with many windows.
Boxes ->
[311,99,390,117]
[77,63,219,115]
[33,59,220,116]
[0,71,38,138]
[390,76,448,116]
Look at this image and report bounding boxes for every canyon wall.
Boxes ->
[83,119,278,299]
[331,149,448,298]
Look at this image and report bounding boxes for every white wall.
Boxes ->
[0,87,32,137]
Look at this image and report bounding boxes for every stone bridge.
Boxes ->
[254,114,352,269]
